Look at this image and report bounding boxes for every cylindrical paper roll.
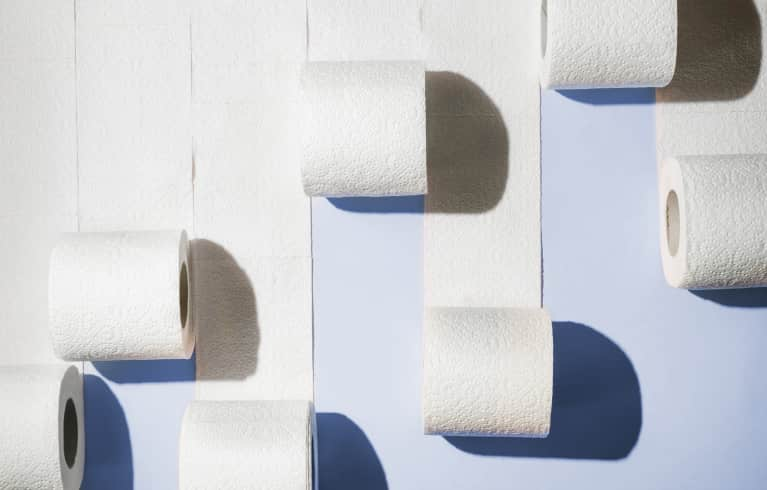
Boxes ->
[423,307,553,437]
[0,364,84,490]
[49,230,194,360]
[540,0,677,89]
[179,400,312,490]
[659,155,767,289]
[301,61,427,197]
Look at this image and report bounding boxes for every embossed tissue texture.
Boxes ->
[423,308,553,437]
[49,230,194,360]
[660,155,767,289]
[301,61,427,197]
[656,0,767,161]
[424,0,542,309]
[179,400,312,490]
[0,365,84,490]
[0,0,77,366]
[76,0,193,231]
[540,0,677,89]
[191,0,313,402]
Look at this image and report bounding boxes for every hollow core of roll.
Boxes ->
[666,190,680,257]
[63,398,78,469]
[540,0,548,58]
[180,262,189,329]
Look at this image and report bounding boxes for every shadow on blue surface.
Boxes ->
[329,196,423,214]
[691,288,767,308]
[82,375,132,489]
[446,322,641,460]
[93,353,195,383]
[317,413,388,490]
[557,89,655,105]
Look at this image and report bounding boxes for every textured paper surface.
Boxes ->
[179,400,312,490]
[308,0,547,437]
[49,231,195,360]
[423,308,552,437]
[308,0,424,61]
[656,0,767,159]
[301,61,427,197]
[0,0,77,366]
[76,0,192,231]
[0,364,84,490]
[191,0,313,401]
[424,0,542,309]
[540,0,677,89]
[659,155,767,289]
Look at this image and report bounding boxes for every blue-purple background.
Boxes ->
[82,89,767,489]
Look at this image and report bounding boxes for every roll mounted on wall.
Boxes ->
[540,0,678,89]
[49,230,194,361]
[300,61,427,197]
[659,155,767,289]
[0,364,84,490]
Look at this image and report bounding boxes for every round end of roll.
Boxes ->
[179,262,189,330]
[659,158,688,288]
[178,231,196,358]
[63,399,78,469]
[59,365,84,490]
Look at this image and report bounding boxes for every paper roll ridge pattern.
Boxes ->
[659,155,767,289]
[49,229,195,361]
[540,0,678,89]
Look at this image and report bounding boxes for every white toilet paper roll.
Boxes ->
[49,230,194,360]
[540,0,677,89]
[423,307,553,437]
[659,155,767,289]
[179,400,312,490]
[0,364,84,490]
[301,61,427,197]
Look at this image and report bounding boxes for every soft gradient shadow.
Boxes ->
[317,413,388,490]
[426,71,507,214]
[558,88,655,105]
[92,353,195,383]
[447,322,641,460]
[191,239,258,381]
[330,71,508,215]
[692,288,767,308]
[660,0,762,102]
[82,375,132,489]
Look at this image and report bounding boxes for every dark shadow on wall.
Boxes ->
[330,71,508,214]
[191,239,259,382]
[560,0,761,105]
[317,413,388,490]
[81,375,133,490]
[447,322,642,460]
[691,288,767,308]
[92,353,195,383]
[660,0,762,102]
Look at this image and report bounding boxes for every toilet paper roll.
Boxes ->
[49,229,194,360]
[0,364,84,490]
[179,400,312,490]
[659,155,767,289]
[301,61,427,197]
[540,0,677,89]
[423,307,553,437]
